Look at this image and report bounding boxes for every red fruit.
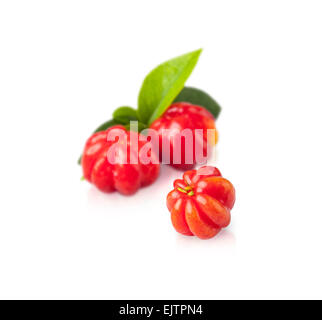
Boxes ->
[166,166,235,239]
[149,102,218,170]
[82,125,160,195]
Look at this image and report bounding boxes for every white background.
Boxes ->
[1,0,322,300]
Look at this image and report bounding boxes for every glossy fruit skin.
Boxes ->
[166,166,235,239]
[149,102,218,170]
[82,125,160,195]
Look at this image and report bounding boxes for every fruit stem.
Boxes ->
[177,186,194,196]
[177,187,187,194]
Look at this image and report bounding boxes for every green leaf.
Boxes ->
[174,86,221,119]
[113,106,138,124]
[77,119,122,165]
[138,49,202,125]
[124,121,147,132]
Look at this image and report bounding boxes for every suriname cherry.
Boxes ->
[166,166,235,239]
[82,125,160,195]
[149,102,218,170]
